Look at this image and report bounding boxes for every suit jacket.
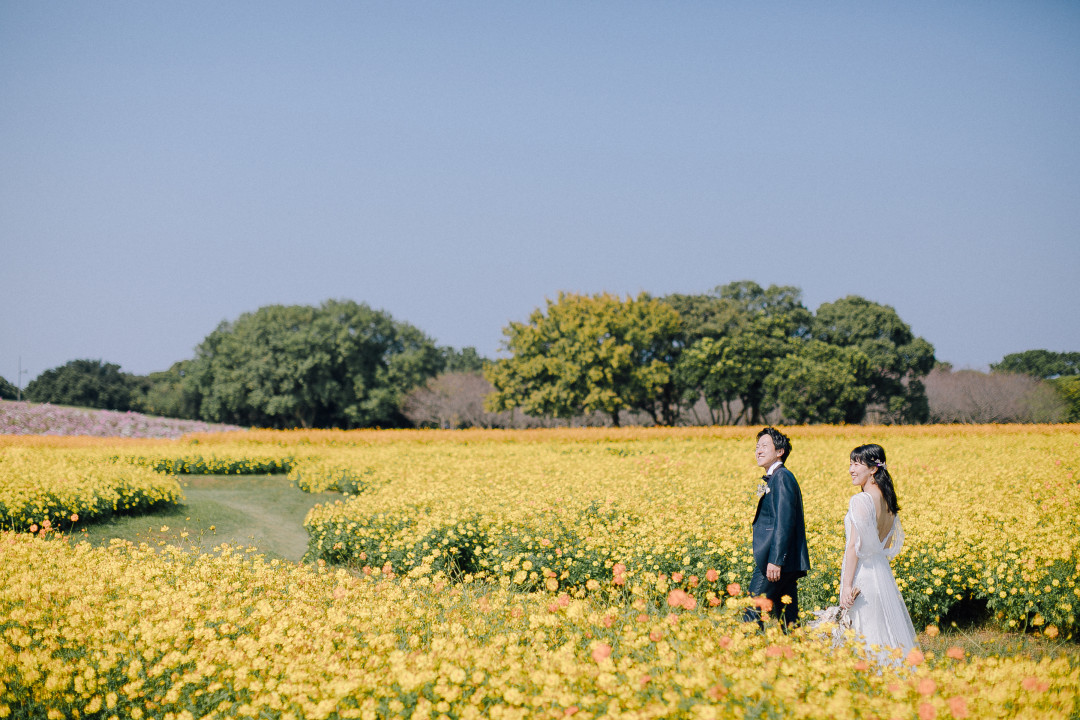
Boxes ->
[752,465,810,577]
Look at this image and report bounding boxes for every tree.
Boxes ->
[811,296,935,423]
[187,300,442,428]
[717,281,813,339]
[439,346,488,373]
[764,341,872,424]
[675,314,796,425]
[925,367,1067,423]
[130,360,203,419]
[402,372,504,429]
[24,359,136,411]
[991,350,1080,379]
[1051,376,1080,422]
[485,292,682,426]
[665,282,811,425]
[0,376,18,400]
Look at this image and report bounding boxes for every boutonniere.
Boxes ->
[756,481,771,499]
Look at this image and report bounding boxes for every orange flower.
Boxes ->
[671,572,684,583]
[557,593,570,608]
[69,514,78,522]
[708,595,721,606]
[752,596,773,613]
[946,646,964,660]
[1044,625,1059,639]
[919,702,936,720]
[639,674,651,686]
[906,648,925,666]
[613,575,626,586]
[705,569,719,582]
[925,624,940,638]
[649,629,663,642]
[727,583,741,597]
[854,660,869,671]
[545,578,559,592]
[718,635,732,649]
[564,706,579,716]
[948,696,969,719]
[612,563,626,575]
[636,613,648,622]
[667,589,689,608]
[601,614,614,628]
[591,642,612,663]
[917,677,936,696]
[511,607,524,618]
[688,575,699,588]
[29,525,38,533]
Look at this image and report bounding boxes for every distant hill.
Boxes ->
[0,400,244,439]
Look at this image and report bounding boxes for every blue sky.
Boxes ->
[2,2,1078,382]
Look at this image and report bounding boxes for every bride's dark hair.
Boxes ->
[850,443,900,515]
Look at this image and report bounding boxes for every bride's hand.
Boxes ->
[839,587,854,609]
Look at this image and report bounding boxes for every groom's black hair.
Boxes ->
[757,427,792,462]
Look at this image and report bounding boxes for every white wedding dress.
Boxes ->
[841,492,918,663]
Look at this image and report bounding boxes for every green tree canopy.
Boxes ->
[764,340,872,424]
[188,300,442,428]
[812,296,935,423]
[485,292,681,426]
[24,359,136,411]
[665,281,811,424]
[991,350,1080,379]
[439,346,488,374]
[675,314,796,425]
[131,360,203,420]
[0,376,18,400]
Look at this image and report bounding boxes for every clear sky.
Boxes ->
[3,1,1078,383]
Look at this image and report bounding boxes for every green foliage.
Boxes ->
[187,300,443,429]
[812,296,935,423]
[439,346,488,373]
[0,376,17,400]
[764,340,872,424]
[24,359,137,411]
[716,280,813,339]
[666,282,811,424]
[130,360,203,419]
[675,315,795,424]
[485,292,682,426]
[992,350,1080,379]
[1050,376,1080,422]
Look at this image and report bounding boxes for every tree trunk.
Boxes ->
[610,409,620,427]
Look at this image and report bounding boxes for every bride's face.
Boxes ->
[849,460,874,488]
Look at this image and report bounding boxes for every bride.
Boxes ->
[839,444,918,662]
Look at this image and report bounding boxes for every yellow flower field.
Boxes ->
[1,425,1078,717]
[1,533,1076,720]
[0,447,181,531]
[298,426,1080,633]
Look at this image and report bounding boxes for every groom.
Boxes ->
[744,427,810,628]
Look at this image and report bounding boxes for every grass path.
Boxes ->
[73,475,340,562]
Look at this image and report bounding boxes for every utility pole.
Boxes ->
[17,356,29,402]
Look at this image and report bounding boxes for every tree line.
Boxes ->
[3,287,1077,427]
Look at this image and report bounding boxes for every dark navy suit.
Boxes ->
[744,464,810,627]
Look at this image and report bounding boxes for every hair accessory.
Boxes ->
[875,460,887,469]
